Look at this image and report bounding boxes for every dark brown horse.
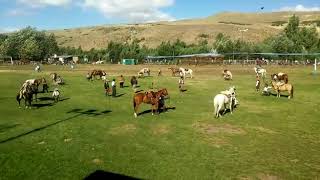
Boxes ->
[271,73,289,84]
[133,91,158,117]
[168,67,181,77]
[88,70,107,80]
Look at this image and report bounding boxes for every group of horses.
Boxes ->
[213,86,238,118]
[270,72,293,99]
[16,73,64,108]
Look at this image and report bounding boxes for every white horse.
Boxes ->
[138,68,150,77]
[254,67,266,78]
[213,86,237,118]
[179,67,193,79]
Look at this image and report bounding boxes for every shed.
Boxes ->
[122,59,137,65]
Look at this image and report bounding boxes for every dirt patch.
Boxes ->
[109,124,136,135]
[249,126,277,134]
[193,122,246,135]
[0,70,17,73]
[256,173,280,180]
[92,158,103,165]
[152,124,170,135]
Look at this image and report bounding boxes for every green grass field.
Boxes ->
[0,65,319,179]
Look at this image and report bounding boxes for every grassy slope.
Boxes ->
[0,65,319,179]
[50,11,320,50]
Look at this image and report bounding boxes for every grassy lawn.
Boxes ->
[0,64,319,179]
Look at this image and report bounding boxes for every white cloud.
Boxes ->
[6,9,33,16]
[0,27,20,33]
[82,0,175,23]
[278,4,320,12]
[18,0,72,8]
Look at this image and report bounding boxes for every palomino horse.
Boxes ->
[254,67,267,78]
[138,68,151,78]
[271,73,289,84]
[88,70,107,80]
[17,83,38,108]
[213,86,237,118]
[133,91,158,117]
[179,67,193,79]
[168,67,181,77]
[271,81,293,99]
[222,70,233,80]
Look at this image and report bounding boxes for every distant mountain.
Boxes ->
[50,11,320,50]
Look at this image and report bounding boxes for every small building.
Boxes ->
[122,59,137,65]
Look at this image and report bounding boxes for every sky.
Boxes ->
[0,0,320,32]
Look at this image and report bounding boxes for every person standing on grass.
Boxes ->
[119,75,125,88]
[104,80,110,96]
[178,76,184,92]
[111,79,116,97]
[255,76,261,92]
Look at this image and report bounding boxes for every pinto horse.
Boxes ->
[254,67,267,78]
[271,81,293,99]
[133,91,158,117]
[222,70,233,80]
[168,67,181,77]
[179,67,193,79]
[271,73,289,84]
[17,83,38,108]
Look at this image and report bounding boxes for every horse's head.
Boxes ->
[229,86,236,96]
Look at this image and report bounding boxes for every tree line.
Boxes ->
[1,15,320,63]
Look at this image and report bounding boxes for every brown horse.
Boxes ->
[89,70,107,80]
[168,67,181,77]
[271,73,289,84]
[133,91,158,117]
[271,81,293,99]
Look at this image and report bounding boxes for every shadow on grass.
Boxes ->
[270,93,290,98]
[0,123,20,133]
[84,170,141,180]
[0,108,111,144]
[138,106,176,116]
[32,97,70,108]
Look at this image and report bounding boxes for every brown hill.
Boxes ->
[50,11,320,50]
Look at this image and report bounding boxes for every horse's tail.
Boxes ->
[291,85,294,98]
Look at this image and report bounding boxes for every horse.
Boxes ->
[53,76,64,85]
[213,86,237,118]
[222,70,233,80]
[168,67,181,77]
[271,81,293,99]
[138,68,150,78]
[50,73,58,82]
[35,65,40,72]
[254,67,267,78]
[150,88,169,114]
[52,88,60,102]
[179,67,193,79]
[133,91,158,117]
[89,70,107,80]
[16,83,38,108]
[271,73,289,84]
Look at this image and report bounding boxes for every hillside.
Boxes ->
[50,11,320,50]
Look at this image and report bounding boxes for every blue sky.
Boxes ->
[0,0,319,32]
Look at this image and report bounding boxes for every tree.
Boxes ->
[19,38,41,60]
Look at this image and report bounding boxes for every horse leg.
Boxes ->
[133,100,139,118]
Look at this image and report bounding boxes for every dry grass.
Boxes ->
[49,11,320,50]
